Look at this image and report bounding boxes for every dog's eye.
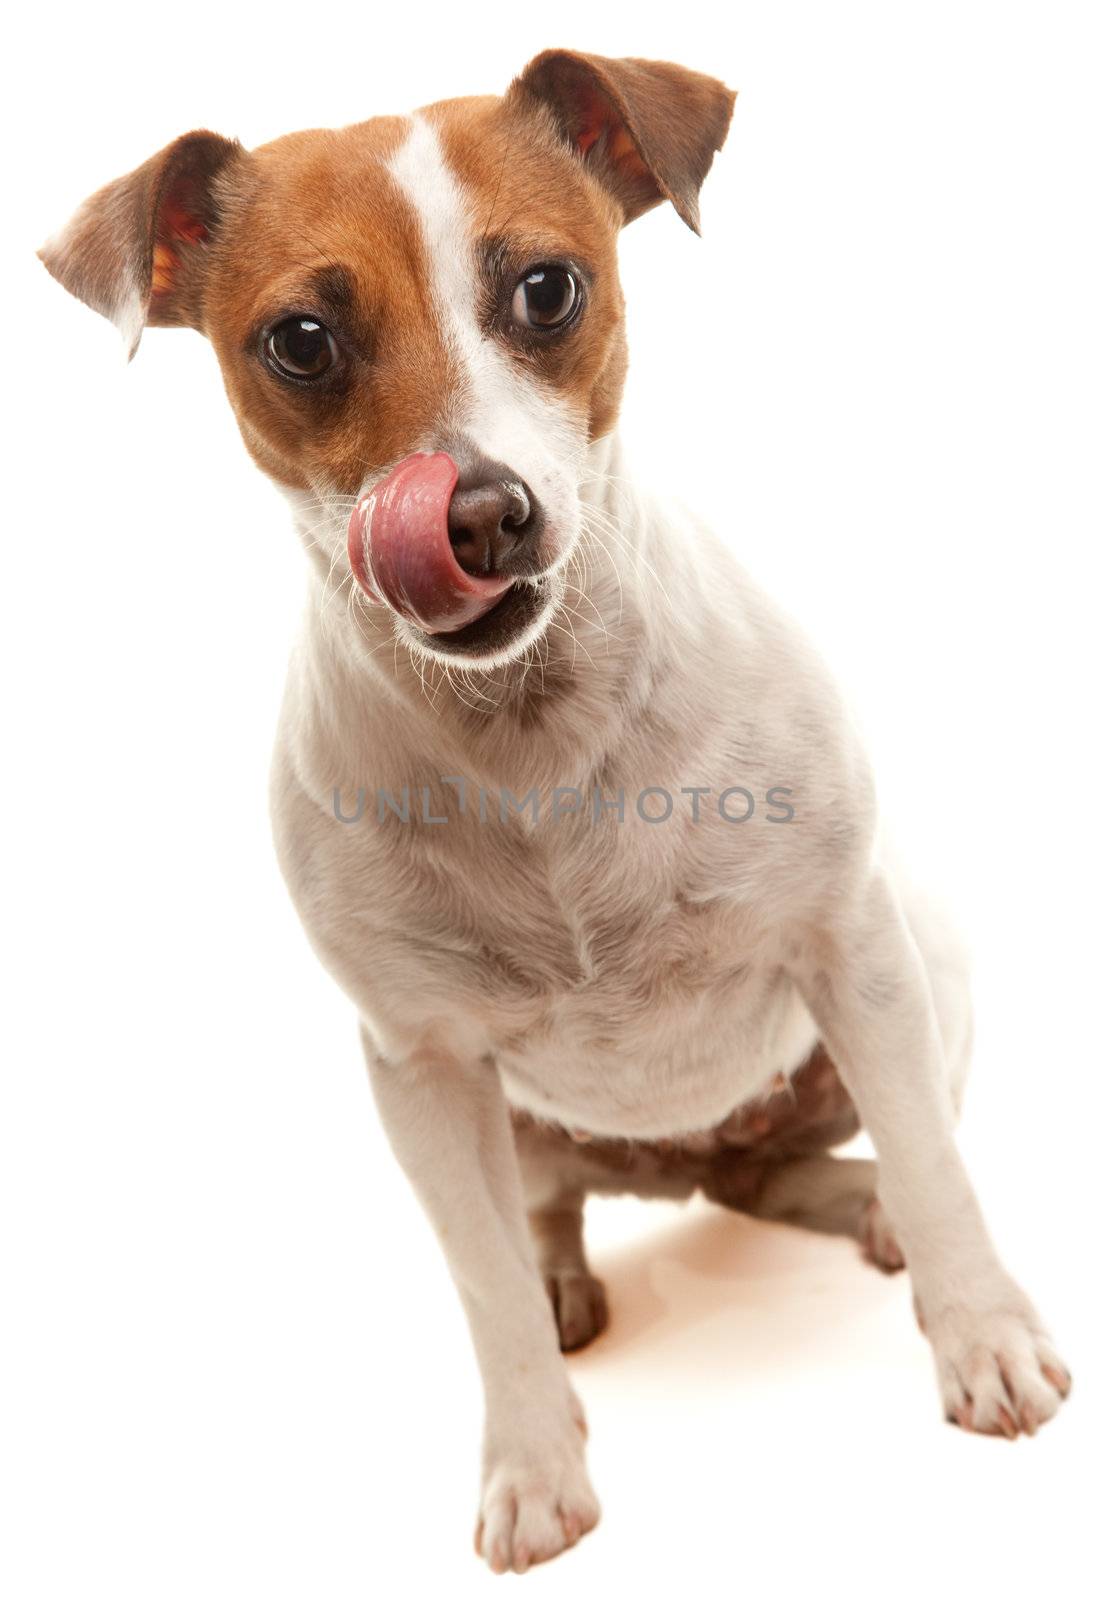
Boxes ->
[512,267,579,330]
[265,316,338,379]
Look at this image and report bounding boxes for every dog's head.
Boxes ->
[42,51,734,668]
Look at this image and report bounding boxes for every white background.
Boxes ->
[4,3,1118,1595]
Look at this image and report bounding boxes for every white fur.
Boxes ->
[114,282,147,359]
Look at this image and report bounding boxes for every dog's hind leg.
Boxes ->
[513,1114,609,1351]
[528,1192,609,1351]
[702,1153,905,1273]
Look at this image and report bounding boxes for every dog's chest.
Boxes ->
[411,817,818,1138]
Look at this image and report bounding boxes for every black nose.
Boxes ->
[448,460,538,578]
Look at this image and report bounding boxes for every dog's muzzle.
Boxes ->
[348,451,536,635]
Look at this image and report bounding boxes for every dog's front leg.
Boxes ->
[798,871,1071,1437]
[361,1028,600,1572]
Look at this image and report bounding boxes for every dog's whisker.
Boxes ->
[553,602,597,673]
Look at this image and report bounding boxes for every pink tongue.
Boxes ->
[347,451,515,634]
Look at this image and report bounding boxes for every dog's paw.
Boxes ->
[545,1268,609,1351]
[926,1292,1071,1438]
[858,1197,905,1273]
[475,1440,600,1574]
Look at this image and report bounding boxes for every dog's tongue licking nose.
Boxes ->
[347,452,514,635]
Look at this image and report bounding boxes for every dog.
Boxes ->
[41,48,1070,1574]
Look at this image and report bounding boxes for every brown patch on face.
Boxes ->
[200,118,454,494]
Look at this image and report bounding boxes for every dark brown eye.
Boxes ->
[265,316,337,379]
[511,267,580,330]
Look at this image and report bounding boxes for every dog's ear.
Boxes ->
[510,50,735,233]
[39,130,244,359]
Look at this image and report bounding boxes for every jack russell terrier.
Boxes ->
[42,48,1070,1575]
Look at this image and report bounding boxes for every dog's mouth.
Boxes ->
[348,452,514,635]
[424,576,554,659]
[346,450,561,660]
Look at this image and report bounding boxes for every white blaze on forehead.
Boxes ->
[386,114,583,493]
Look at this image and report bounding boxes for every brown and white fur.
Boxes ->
[41,49,1071,1575]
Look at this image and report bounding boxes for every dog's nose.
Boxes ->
[448,464,537,578]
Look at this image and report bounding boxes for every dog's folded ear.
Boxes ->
[39,130,243,359]
[510,50,735,234]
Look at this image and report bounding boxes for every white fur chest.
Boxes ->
[467,806,819,1132]
[278,765,822,1141]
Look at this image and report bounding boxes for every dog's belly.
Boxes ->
[491,965,820,1141]
[511,1043,861,1198]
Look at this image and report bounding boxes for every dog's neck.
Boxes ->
[289,431,692,795]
